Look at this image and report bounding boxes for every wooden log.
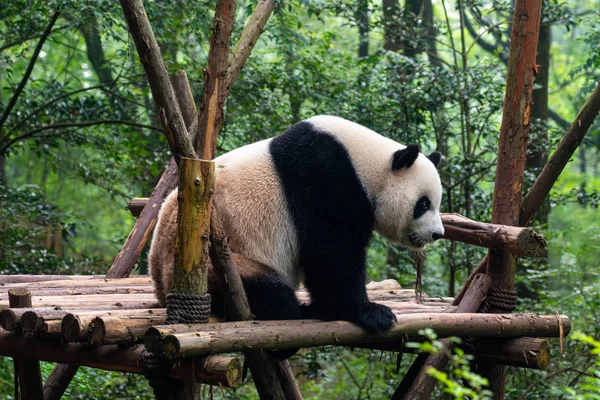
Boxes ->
[0,308,19,331]
[226,0,275,94]
[360,337,551,370]
[477,337,550,369]
[9,289,44,400]
[119,0,194,160]
[441,213,546,257]
[3,301,159,311]
[0,332,243,388]
[0,274,105,284]
[404,274,491,399]
[0,286,154,299]
[155,313,569,358]
[195,0,236,158]
[21,310,65,337]
[485,1,543,398]
[1,276,152,289]
[44,363,79,400]
[393,354,428,400]
[172,157,215,294]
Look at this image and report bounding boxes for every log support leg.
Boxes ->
[9,288,44,400]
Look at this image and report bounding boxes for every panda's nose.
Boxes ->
[432,233,442,241]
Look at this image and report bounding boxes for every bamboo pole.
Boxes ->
[9,289,44,400]
[154,313,569,359]
[485,1,543,397]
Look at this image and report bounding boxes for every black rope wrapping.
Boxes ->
[142,292,212,399]
[484,287,518,312]
[165,292,212,325]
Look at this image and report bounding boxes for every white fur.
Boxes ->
[149,116,443,293]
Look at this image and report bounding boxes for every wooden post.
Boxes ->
[9,288,44,400]
[485,0,542,397]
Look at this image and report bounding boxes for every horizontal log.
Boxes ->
[441,213,547,257]
[1,276,152,289]
[0,331,242,387]
[0,275,106,285]
[1,293,159,308]
[1,286,154,298]
[151,313,570,358]
[363,337,550,370]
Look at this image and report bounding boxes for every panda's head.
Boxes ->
[374,144,444,250]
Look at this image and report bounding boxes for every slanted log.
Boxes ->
[9,289,44,400]
[209,204,302,399]
[157,313,570,358]
[441,214,546,257]
[44,363,79,400]
[404,274,491,399]
[521,80,600,226]
[0,331,242,388]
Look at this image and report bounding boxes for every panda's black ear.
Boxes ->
[392,144,420,171]
[428,151,442,167]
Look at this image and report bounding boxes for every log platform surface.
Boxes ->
[0,274,571,384]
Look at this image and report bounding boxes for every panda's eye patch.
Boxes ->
[413,196,431,219]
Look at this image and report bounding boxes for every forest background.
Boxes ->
[1,0,599,398]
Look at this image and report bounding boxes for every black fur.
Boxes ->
[428,151,442,167]
[392,144,420,170]
[269,121,396,333]
[242,272,302,359]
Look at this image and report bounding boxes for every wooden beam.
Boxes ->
[9,288,44,400]
[0,332,242,388]
[145,313,570,359]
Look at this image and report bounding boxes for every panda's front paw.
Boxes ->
[354,302,396,333]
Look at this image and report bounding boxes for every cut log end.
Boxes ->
[61,314,81,342]
[0,309,18,331]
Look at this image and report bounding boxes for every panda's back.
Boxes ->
[213,138,301,286]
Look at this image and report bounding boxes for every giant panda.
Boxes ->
[148,115,444,357]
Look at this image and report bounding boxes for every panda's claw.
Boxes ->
[354,302,396,333]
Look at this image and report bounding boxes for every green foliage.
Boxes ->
[406,329,492,400]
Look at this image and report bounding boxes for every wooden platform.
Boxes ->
[0,274,571,388]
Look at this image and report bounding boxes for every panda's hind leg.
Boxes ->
[214,254,302,360]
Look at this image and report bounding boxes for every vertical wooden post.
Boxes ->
[485,0,542,397]
[9,288,44,400]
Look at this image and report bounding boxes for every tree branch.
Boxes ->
[0,11,61,132]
